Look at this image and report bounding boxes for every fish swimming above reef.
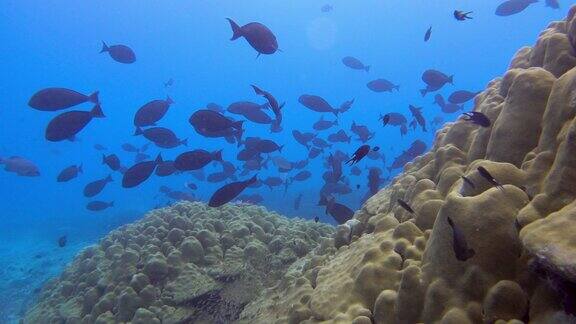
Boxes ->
[122,154,163,188]
[454,10,473,21]
[346,145,372,165]
[299,94,339,116]
[447,216,475,261]
[477,166,504,191]
[448,90,480,104]
[29,88,99,111]
[134,97,174,127]
[100,41,136,64]
[209,175,257,207]
[462,111,491,127]
[57,235,67,247]
[86,201,114,212]
[461,175,476,189]
[57,164,82,182]
[0,156,40,177]
[174,150,222,171]
[318,195,354,224]
[495,0,538,16]
[45,104,105,142]
[342,56,370,72]
[83,174,112,197]
[367,79,399,93]
[313,116,338,131]
[226,18,279,56]
[102,154,121,171]
[420,69,453,96]
[409,105,427,132]
[397,199,415,214]
[424,26,432,42]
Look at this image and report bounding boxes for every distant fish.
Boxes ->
[424,26,432,42]
[299,94,339,116]
[346,145,371,165]
[318,195,354,224]
[383,112,407,126]
[102,154,121,171]
[462,111,490,127]
[495,0,538,16]
[0,156,40,177]
[545,0,560,9]
[254,139,283,154]
[29,88,99,111]
[367,79,399,93]
[209,175,257,207]
[57,235,67,248]
[447,216,475,261]
[121,143,139,153]
[294,193,303,210]
[174,150,222,171]
[448,90,479,104]
[134,97,174,127]
[263,176,283,189]
[461,175,476,189]
[420,69,453,96]
[292,130,317,149]
[368,168,384,195]
[86,201,114,211]
[189,109,243,133]
[454,10,473,21]
[45,104,105,142]
[185,182,197,190]
[291,170,311,182]
[93,144,107,151]
[321,4,333,12]
[164,78,174,88]
[397,199,415,214]
[342,56,370,72]
[308,147,323,159]
[409,105,427,132]
[122,154,162,188]
[312,137,331,149]
[313,116,338,131]
[251,85,284,128]
[477,166,504,191]
[134,127,186,148]
[328,129,351,144]
[83,174,112,197]
[100,41,136,64]
[57,164,82,182]
[442,103,463,114]
[226,18,279,56]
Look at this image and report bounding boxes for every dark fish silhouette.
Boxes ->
[409,105,427,132]
[545,0,560,9]
[57,164,82,182]
[420,69,453,96]
[29,88,99,111]
[263,176,283,189]
[122,154,162,188]
[155,161,178,177]
[83,174,112,197]
[313,116,338,131]
[454,10,473,21]
[134,127,186,148]
[292,130,317,149]
[328,130,351,143]
[342,56,370,72]
[100,41,136,64]
[318,195,354,224]
[134,97,174,127]
[424,26,432,42]
[189,109,243,133]
[477,166,504,191]
[45,104,105,142]
[291,170,311,182]
[174,150,222,171]
[495,0,538,16]
[254,139,283,153]
[314,216,320,223]
[227,18,279,56]
[299,94,339,116]
[397,199,415,214]
[338,99,355,113]
[442,103,463,114]
[209,175,257,207]
[448,90,479,104]
[462,112,491,127]
[102,154,121,171]
[367,79,399,92]
[86,201,114,211]
[312,138,331,149]
[308,147,323,159]
[368,168,384,195]
[447,216,475,261]
[346,145,371,165]
[294,193,303,210]
[58,235,67,247]
[461,175,476,189]
[94,144,107,151]
[380,114,391,126]
[0,156,40,177]
[251,85,284,127]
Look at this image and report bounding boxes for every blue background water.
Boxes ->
[0,0,567,321]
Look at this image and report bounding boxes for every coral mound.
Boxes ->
[239,7,576,324]
[23,202,334,324]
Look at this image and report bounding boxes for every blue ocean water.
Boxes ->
[0,0,567,322]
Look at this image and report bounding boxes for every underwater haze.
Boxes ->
[0,0,567,322]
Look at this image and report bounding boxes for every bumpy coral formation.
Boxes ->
[238,7,576,324]
[23,202,334,323]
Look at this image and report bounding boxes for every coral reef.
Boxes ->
[238,7,576,324]
[23,202,333,323]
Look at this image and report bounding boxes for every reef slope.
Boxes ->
[240,7,576,324]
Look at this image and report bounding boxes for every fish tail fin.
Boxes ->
[365,65,370,72]
[226,18,242,40]
[279,145,284,153]
[448,75,454,84]
[251,85,264,95]
[232,120,243,130]
[100,41,109,53]
[213,150,223,162]
[419,89,427,97]
[249,174,258,184]
[88,91,100,104]
[166,96,174,105]
[106,174,113,182]
[181,138,188,146]
[90,104,105,118]
[134,127,143,136]
[155,154,163,164]
[333,110,339,117]
[102,154,107,164]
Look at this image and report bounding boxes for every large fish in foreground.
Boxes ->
[227,18,279,56]
[209,175,258,207]
[495,0,538,16]
[122,154,163,188]
[29,88,99,111]
[45,104,105,142]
